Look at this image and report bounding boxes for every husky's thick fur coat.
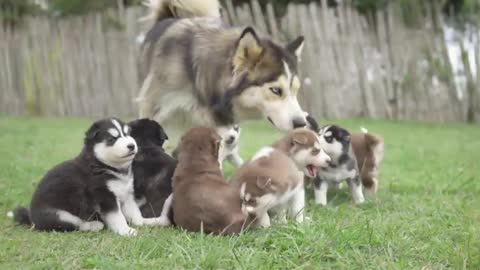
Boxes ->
[137,0,308,148]
[9,119,168,236]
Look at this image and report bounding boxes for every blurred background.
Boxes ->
[0,0,479,123]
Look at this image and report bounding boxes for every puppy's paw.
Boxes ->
[117,226,138,237]
[80,221,105,232]
[353,196,365,205]
[143,216,171,226]
[314,200,327,207]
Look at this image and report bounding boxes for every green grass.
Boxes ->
[1,116,479,269]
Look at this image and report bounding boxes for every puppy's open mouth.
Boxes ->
[304,164,317,178]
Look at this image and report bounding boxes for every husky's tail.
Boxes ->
[142,0,221,22]
[359,127,384,194]
[7,207,32,226]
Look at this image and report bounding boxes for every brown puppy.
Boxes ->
[351,128,384,194]
[172,127,250,235]
[230,128,330,227]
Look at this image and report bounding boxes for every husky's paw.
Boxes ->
[353,196,365,205]
[80,221,104,232]
[117,226,138,237]
[143,216,171,226]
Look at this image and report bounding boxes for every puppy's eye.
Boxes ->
[107,137,116,144]
[311,148,320,155]
[325,136,333,143]
[269,87,282,96]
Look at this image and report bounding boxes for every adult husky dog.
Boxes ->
[137,0,308,147]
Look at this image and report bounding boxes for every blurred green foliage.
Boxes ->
[1,0,479,26]
[0,0,39,27]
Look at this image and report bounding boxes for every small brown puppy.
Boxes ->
[172,127,250,235]
[230,128,331,227]
[351,128,384,194]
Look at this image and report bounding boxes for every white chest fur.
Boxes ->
[319,165,356,182]
[107,171,134,202]
[275,182,303,206]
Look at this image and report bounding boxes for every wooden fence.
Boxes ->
[0,0,479,122]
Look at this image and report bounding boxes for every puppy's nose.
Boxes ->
[292,118,307,129]
[127,144,135,151]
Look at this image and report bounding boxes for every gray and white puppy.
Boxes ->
[313,125,365,206]
[216,124,244,170]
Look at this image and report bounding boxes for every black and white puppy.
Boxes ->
[129,119,175,223]
[8,118,166,236]
[216,124,244,170]
[313,124,365,206]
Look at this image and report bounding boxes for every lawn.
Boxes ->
[0,116,479,269]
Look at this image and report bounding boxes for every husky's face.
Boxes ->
[232,28,307,132]
[318,125,351,160]
[85,118,137,169]
[288,129,331,178]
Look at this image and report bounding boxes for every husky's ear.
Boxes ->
[85,123,100,141]
[233,27,264,73]
[292,133,308,146]
[337,128,351,143]
[286,36,305,60]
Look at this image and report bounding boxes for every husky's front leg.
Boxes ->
[227,152,244,168]
[289,187,305,223]
[103,201,137,237]
[347,175,365,204]
[313,176,329,206]
[122,194,145,226]
[256,212,271,228]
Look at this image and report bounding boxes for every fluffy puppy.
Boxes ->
[351,128,384,194]
[313,125,364,206]
[216,124,244,169]
[8,118,166,236]
[129,119,176,223]
[172,127,250,235]
[230,128,331,227]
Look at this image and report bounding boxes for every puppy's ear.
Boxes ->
[232,27,264,73]
[305,114,320,133]
[85,123,100,140]
[292,133,308,146]
[338,128,351,142]
[286,36,305,60]
[158,126,169,141]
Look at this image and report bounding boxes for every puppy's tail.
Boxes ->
[141,0,221,22]
[7,207,32,226]
[359,127,385,194]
